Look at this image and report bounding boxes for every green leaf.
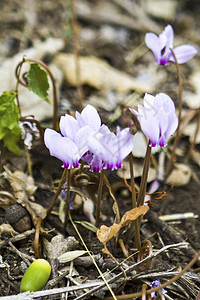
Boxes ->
[0,91,21,155]
[58,250,87,263]
[27,63,50,103]
[75,221,98,233]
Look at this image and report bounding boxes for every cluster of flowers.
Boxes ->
[45,25,197,171]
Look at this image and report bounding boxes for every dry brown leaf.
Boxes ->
[4,166,38,226]
[120,205,148,227]
[54,54,165,94]
[97,205,148,244]
[97,223,121,244]
[166,163,192,186]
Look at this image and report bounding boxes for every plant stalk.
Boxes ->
[95,169,104,228]
[125,153,141,249]
[64,169,71,233]
[165,48,183,177]
[45,168,68,218]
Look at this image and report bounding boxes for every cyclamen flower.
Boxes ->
[145,24,197,65]
[88,125,134,171]
[44,104,101,168]
[129,93,178,147]
[151,279,167,298]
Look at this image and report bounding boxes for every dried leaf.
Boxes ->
[58,250,87,263]
[54,54,165,94]
[97,224,121,244]
[43,235,79,259]
[166,163,192,186]
[97,205,148,244]
[4,166,38,226]
[0,223,18,236]
[120,205,148,227]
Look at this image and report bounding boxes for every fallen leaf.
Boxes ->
[166,163,192,186]
[3,166,38,226]
[97,205,148,244]
[120,205,148,227]
[97,224,120,244]
[54,54,165,94]
[43,235,79,259]
[58,250,87,263]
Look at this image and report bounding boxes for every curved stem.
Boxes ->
[165,48,183,177]
[15,58,59,131]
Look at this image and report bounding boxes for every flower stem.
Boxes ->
[63,169,71,234]
[95,169,104,228]
[165,48,183,177]
[137,143,151,207]
[45,168,68,218]
[125,154,141,249]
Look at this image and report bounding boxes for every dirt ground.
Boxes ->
[0,0,200,299]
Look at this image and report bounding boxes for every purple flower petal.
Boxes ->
[76,104,101,130]
[74,125,93,156]
[145,24,197,65]
[116,127,134,164]
[170,45,198,64]
[145,33,161,64]
[44,129,80,168]
[129,93,178,147]
[60,114,80,140]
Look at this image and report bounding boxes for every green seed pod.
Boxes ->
[20,259,51,292]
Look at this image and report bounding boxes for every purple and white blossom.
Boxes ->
[145,24,197,65]
[129,93,178,147]
[150,279,167,298]
[44,104,101,169]
[88,125,134,171]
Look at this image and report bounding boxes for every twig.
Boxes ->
[69,212,117,300]
[0,229,35,249]
[75,242,189,300]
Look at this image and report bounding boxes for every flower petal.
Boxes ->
[116,127,134,163]
[170,45,198,64]
[74,125,93,156]
[77,104,101,130]
[60,114,80,140]
[44,128,80,168]
[145,33,161,64]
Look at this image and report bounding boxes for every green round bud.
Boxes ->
[20,259,51,292]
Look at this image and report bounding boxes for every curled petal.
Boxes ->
[170,45,198,64]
